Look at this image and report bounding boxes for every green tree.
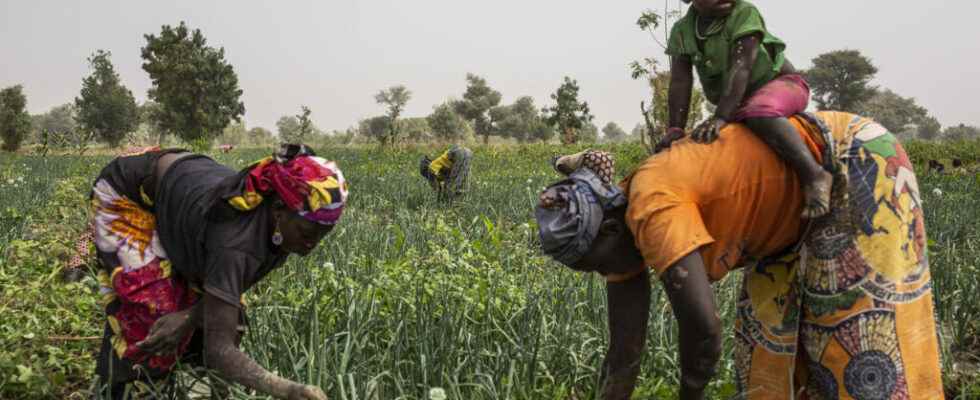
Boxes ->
[602,121,627,142]
[942,124,980,141]
[74,50,139,148]
[374,85,412,145]
[141,21,245,147]
[294,105,315,143]
[859,89,941,140]
[276,115,300,142]
[247,126,273,145]
[33,103,78,151]
[453,74,502,145]
[490,96,541,143]
[578,121,599,144]
[0,85,32,152]
[399,117,431,142]
[359,115,393,143]
[427,102,470,142]
[137,101,168,145]
[543,77,593,145]
[529,121,557,142]
[804,49,878,112]
[218,120,248,146]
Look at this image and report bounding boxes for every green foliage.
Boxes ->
[276,114,300,143]
[858,89,940,140]
[453,74,502,144]
[490,96,544,143]
[247,126,273,146]
[942,124,980,142]
[543,77,593,145]
[374,85,412,146]
[804,49,878,112]
[400,117,431,142]
[141,21,245,146]
[74,50,139,149]
[578,121,599,144]
[358,115,393,144]
[0,85,31,152]
[601,122,627,143]
[295,106,315,143]
[2,142,979,398]
[427,102,471,142]
[32,103,80,154]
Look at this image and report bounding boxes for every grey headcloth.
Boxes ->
[535,168,626,266]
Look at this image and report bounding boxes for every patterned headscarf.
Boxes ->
[536,150,625,266]
[228,144,349,225]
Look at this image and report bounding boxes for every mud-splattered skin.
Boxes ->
[569,207,722,400]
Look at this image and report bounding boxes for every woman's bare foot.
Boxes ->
[802,170,833,219]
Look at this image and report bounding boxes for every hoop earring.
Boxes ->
[272,218,284,246]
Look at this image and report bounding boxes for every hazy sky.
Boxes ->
[2,1,976,135]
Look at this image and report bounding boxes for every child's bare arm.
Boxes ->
[715,34,762,120]
[668,55,695,130]
[691,34,761,143]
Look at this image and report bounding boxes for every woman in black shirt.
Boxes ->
[91,144,346,399]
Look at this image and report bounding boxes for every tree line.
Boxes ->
[2,16,977,153]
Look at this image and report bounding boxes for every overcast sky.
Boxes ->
[1,1,976,134]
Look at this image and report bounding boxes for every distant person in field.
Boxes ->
[661,0,833,219]
[419,144,473,200]
[536,112,944,399]
[90,143,346,400]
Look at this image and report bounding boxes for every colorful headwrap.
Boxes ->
[228,144,349,225]
[535,150,626,266]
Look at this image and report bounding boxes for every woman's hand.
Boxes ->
[136,305,198,355]
[691,117,726,144]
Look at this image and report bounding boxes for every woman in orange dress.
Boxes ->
[536,112,944,399]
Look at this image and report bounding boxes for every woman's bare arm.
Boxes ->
[601,269,651,400]
[201,293,326,400]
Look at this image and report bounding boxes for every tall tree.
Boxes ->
[942,124,980,141]
[33,103,78,150]
[543,77,593,144]
[453,74,502,144]
[358,115,392,143]
[276,115,301,142]
[427,102,470,142]
[247,126,272,145]
[804,50,878,112]
[859,89,940,140]
[578,121,599,144]
[490,96,540,143]
[374,85,412,146]
[294,105,314,143]
[602,122,627,142]
[0,85,31,152]
[75,50,139,148]
[141,21,245,147]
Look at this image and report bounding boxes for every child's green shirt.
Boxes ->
[666,0,786,105]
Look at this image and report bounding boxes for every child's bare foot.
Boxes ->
[802,170,833,219]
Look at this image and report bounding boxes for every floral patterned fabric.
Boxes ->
[91,153,200,386]
[734,112,944,399]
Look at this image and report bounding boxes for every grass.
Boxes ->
[0,143,977,399]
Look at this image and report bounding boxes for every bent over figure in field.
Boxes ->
[90,144,346,399]
[537,112,944,399]
[419,144,472,201]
